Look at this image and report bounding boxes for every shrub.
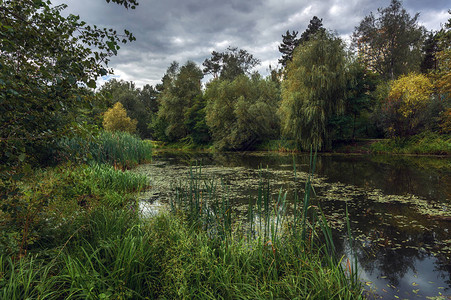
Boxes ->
[103,102,138,133]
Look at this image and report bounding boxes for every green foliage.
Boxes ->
[434,11,451,100]
[352,0,425,80]
[279,31,348,150]
[0,0,135,168]
[278,30,300,68]
[98,79,159,138]
[184,95,211,145]
[420,31,440,73]
[329,63,378,140]
[58,130,152,168]
[369,131,451,154]
[0,162,362,299]
[205,74,280,150]
[202,46,261,80]
[0,163,147,258]
[156,61,204,142]
[103,102,138,134]
[278,16,324,67]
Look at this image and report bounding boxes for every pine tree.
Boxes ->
[278,30,299,67]
[278,16,324,67]
[299,16,324,44]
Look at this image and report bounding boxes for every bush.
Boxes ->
[103,102,138,133]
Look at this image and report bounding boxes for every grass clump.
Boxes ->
[1,207,363,299]
[59,130,152,168]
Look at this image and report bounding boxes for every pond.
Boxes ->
[134,151,451,299]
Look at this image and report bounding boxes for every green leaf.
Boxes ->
[18,153,26,162]
[87,80,97,89]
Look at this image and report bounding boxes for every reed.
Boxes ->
[59,131,152,168]
[166,151,362,298]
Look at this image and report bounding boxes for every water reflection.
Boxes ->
[136,151,451,299]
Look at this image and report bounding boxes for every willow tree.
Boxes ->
[278,31,348,150]
[205,74,280,150]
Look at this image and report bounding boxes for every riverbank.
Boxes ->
[151,132,451,155]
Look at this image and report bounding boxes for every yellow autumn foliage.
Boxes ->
[388,73,433,118]
[103,102,137,133]
[388,73,434,118]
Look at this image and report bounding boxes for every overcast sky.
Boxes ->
[54,0,450,88]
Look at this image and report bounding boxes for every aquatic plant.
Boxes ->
[168,151,362,296]
[58,130,152,168]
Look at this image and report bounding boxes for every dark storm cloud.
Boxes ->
[54,0,449,88]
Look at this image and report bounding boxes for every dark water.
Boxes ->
[139,151,451,299]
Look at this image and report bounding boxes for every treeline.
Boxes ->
[1,0,450,171]
[97,0,449,151]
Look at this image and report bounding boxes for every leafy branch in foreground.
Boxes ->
[0,0,136,168]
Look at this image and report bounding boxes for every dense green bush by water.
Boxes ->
[0,130,151,260]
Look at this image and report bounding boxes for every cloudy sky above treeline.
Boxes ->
[55,0,450,88]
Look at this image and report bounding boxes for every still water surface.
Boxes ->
[135,151,450,299]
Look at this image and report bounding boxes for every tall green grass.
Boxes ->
[59,131,152,168]
[0,163,148,258]
[1,206,362,299]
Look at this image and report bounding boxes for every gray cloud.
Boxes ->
[55,0,449,88]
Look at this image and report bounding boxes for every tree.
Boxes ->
[352,0,425,80]
[106,0,138,9]
[0,0,135,166]
[98,79,157,138]
[420,32,439,73]
[103,102,137,133]
[278,30,299,67]
[184,95,211,145]
[299,16,324,44]
[205,74,280,150]
[278,16,324,67]
[382,73,434,136]
[435,11,451,99]
[278,31,347,150]
[156,61,204,141]
[329,63,378,140]
[202,47,260,80]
